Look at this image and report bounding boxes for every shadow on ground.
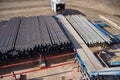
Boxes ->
[0,54,75,75]
[64,9,86,16]
[0,57,39,75]
[46,54,75,66]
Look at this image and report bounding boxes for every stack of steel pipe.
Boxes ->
[103,23,120,42]
[65,15,112,46]
[0,21,7,31]
[0,21,8,27]
[93,23,120,43]
[0,17,21,61]
[88,20,120,43]
[43,16,72,54]
[15,16,73,59]
[0,16,73,62]
[55,14,104,75]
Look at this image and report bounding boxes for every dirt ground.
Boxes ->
[0,0,120,26]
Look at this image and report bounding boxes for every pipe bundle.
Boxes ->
[0,16,73,62]
[93,23,120,43]
[65,15,112,46]
[0,17,21,61]
[90,20,120,43]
